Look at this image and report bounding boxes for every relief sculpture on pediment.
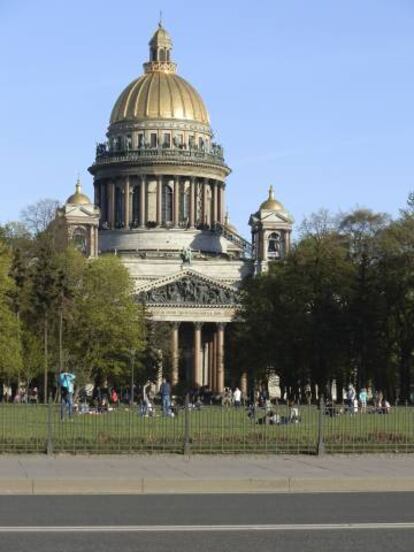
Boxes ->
[140,276,239,306]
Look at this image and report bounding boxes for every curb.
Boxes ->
[0,477,413,495]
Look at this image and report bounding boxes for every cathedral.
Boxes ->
[56,23,293,394]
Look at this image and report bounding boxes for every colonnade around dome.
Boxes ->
[93,175,226,231]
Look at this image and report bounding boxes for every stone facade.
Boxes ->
[57,24,293,394]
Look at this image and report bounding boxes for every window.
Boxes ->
[174,134,183,148]
[138,134,144,148]
[72,228,87,254]
[100,183,108,222]
[115,186,124,228]
[268,232,281,258]
[199,137,204,149]
[150,133,157,148]
[131,185,140,227]
[180,182,190,222]
[162,184,173,223]
[163,133,171,148]
[126,135,132,150]
[188,135,195,148]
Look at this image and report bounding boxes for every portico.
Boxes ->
[169,321,226,392]
[138,268,239,392]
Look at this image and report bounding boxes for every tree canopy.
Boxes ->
[238,202,414,403]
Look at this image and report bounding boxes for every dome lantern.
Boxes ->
[144,22,177,74]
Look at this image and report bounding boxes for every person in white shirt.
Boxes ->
[233,387,242,408]
[346,384,356,414]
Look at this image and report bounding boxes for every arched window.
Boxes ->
[268,232,281,259]
[162,183,173,224]
[159,48,166,61]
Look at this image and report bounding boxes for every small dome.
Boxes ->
[260,186,284,211]
[149,23,172,49]
[66,180,91,205]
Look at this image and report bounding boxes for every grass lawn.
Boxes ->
[0,403,412,454]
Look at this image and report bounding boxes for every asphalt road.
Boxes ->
[0,493,413,552]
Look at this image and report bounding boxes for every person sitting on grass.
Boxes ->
[382,399,391,414]
[289,405,300,424]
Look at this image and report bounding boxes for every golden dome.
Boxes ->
[66,180,91,205]
[110,24,210,126]
[110,72,210,125]
[260,186,284,211]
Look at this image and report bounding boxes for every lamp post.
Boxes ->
[130,348,136,407]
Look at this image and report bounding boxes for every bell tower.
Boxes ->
[249,186,293,274]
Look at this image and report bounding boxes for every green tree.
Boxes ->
[21,329,43,388]
[339,209,391,392]
[68,255,145,387]
[28,241,60,401]
[0,241,22,380]
[376,210,414,401]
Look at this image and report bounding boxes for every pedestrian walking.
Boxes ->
[233,386,242,408]
[346,384,356,414]
[359,387,368,413]
[160,377,171,416]
[59,370,76,420]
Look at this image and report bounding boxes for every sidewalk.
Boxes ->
[0,454,413,494]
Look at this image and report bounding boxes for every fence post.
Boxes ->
[317,396,325,455]
[46,394,53,456]
[183,392,191,456]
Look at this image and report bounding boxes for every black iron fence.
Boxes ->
[0,399,412,455]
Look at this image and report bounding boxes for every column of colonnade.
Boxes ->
[169,322,228,393]
[94,177,225,229]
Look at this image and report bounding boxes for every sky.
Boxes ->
[1,0,414,238]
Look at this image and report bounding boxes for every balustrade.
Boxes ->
[93,142,227,168]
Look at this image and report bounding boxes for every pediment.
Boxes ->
[65,205,99,218]
[137,269,240,307]
[260,210,292,224]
